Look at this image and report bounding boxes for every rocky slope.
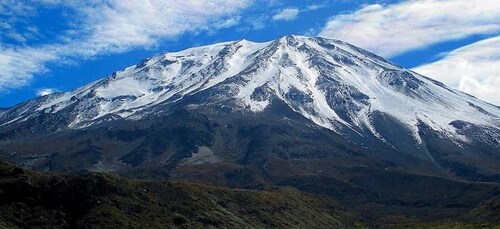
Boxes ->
[2,35,498,136]
[0,35,499,226]
[1,35,498,181]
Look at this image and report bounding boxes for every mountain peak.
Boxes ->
[1,36,498,139]
[1,35,499,185]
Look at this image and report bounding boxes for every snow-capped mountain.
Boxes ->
[0,35,499,181]
[2,35,498,137]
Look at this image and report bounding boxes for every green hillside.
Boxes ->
[0,160,361,228]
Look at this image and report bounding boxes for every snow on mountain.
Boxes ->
[1,35,499,141]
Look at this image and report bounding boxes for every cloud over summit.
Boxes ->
[0,0,251,92]
[319,0,500,57]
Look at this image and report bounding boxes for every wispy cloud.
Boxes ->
[271,3,326,23]
[0,46,57,89]
[0,0,252,92]
[306,3,327,11]
[319,0,500,57]
[413,36,500,105]
[0,0,41,45]
[244,15,269,30]
[272,8,299,21]
[36,87,59,96]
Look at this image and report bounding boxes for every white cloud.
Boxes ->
[0,0,35,17]
[413,36,500,105]
[0,0,41,45]
[0,0,252,92]
[0,46,57,89]
[265,0,283,7]
[272,8,299,21]
[319,0,500,57]
[306,4,327,11]
[6,31,27,43]
[242,15,269,30]
[216,17,242,29]
[36,87,59,96]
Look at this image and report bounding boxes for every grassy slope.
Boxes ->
[382,195,500,228]
[0,160,362,229]
[1,160,499,228]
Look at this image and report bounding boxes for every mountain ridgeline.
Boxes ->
[0,35,499,226]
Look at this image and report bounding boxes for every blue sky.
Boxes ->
[1,0,499,107]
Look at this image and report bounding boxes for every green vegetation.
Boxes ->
[387,221,500,229]
[0,160,362,228]
[1,160,499,228]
